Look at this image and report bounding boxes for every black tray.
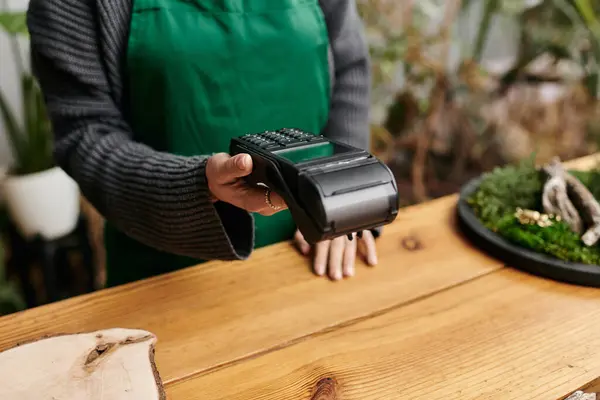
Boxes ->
[456,176,600,287]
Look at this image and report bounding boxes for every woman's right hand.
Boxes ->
[206,153,287,216]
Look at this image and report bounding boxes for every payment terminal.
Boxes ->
[230,128,399,244]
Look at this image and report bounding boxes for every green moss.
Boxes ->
[467,157,600,265]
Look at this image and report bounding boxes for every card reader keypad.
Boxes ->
[241,128,326,150]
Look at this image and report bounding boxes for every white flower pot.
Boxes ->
[2,167,80,240]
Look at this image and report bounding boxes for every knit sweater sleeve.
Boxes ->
[319,0,371,151]
[26,0,254,261]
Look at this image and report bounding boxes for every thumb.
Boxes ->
[219,153,253,182]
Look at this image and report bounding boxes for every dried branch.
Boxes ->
[542,158,583,233]
[542,157,600,246]
[564,171,600,246]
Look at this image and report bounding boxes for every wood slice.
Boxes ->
[566,391,597,400]
[457,176,600,287]
[0,328,165,400]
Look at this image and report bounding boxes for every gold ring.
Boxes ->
[265,188,281,210]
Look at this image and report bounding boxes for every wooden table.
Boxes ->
[2,155,600,400]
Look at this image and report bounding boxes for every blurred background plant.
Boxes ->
[0,7,54,176]
[0,6,37,315]
[359,0,600,205]
[0,5,84,311]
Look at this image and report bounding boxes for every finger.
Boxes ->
[227,185,286,215]
[294,230,311,255]
[227,184,269,213]
[256,192,288,216]
[313,240,330,277]
[358,230,378,266]
[343,233,357,277]
[215,153,253,183]
[328,237,345,281]
[261,190,287,214]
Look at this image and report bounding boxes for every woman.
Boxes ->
[27,0,379,287]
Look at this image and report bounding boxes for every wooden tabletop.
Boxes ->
[2,155,600,399]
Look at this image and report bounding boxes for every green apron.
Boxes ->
[104,0,331,287]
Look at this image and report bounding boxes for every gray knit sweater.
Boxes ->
[26,0,371,261]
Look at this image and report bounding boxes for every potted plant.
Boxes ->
[0,10,80,240]
[360,0,600,205]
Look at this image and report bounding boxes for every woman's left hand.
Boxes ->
[294,229,378,280]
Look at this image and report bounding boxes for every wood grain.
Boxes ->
[167,269,600,400]
[1,153,598,390]
[0,193,501,385]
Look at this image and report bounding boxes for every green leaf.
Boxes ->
[574,0,600,37]
[0,87,27,166]
[473,0,501,62]
[22,76,37,146]
[0,11,27,36]
[500,0,539,15]
[13,76,54,175]
[0,74,54,175]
